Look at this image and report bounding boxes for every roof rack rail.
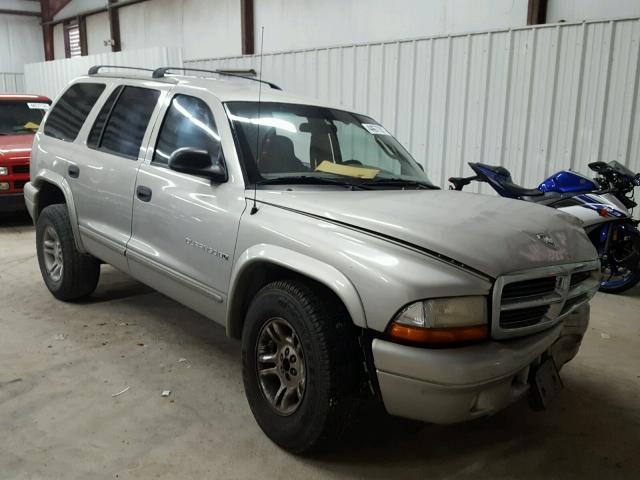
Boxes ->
[152,66,282,90]
[88,65,155,75]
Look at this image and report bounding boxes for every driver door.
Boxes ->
[127,90,246,324]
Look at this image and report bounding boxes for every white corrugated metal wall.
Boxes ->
[0,73,25,93]
[186,17,640,192]
[0,11,42,94]
[24,47,183,100]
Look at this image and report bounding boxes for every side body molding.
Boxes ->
[226,244,367,337]
[31,170,86,253]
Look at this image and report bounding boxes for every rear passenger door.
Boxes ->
[70,84,164,270]
[127,91,246,324]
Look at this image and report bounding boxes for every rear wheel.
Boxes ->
[241,279,363,453]
[36,204,100,300]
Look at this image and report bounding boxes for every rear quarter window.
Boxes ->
[99,86,160,159]
[87,86,123,148]
[44,83,105,142]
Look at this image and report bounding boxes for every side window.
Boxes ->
[153,95,221,167]
[100,86,160,159]
[44,83,105,142]
[87,86,122,148]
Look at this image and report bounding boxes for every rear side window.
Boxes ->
[44,83,105,141]
[153,95,221,166]
[100,86,160,159]
[87,86,122,148]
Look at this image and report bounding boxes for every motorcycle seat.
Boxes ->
[475,163,544,197]
[448,176,474,190]
[501,182,544,197]
[476,163,512,178]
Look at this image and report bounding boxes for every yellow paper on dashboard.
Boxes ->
[23,122,40,130]
[315,160,379,179]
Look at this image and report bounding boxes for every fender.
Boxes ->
[227,244,367,337]
[30,169,86,253]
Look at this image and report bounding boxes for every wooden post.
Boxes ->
[108,0,121,52]
[40,0,54,60]
[241,0,254,55]
[527,0,548,25]
[78,15,88,56]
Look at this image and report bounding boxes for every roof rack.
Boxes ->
[88,65,155,75]
[151,66,282,90]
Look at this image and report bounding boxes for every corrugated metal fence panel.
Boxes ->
[24,47,183,100]
[0,73,25,94]
[187,17,640,190]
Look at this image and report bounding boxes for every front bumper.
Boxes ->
[372,303,589,424]
[0,193,26,212]
[23,181,37,220]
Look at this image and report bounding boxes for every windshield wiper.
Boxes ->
[255,175,373,190]
[362,178,439,190]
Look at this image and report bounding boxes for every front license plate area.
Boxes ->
[529,359,563,410]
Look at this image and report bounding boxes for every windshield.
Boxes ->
[609,160,637,179]
[0,100,50,135]
[226,102,434,188]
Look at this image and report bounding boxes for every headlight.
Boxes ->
[0,182,10,191]
[0,167,8,176]
[388,296,488,346]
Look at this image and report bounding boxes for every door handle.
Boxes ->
[136,185,152,202]
[68,165,80,178]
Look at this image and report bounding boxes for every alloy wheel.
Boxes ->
[42,226,63,282]
[256,317,306,416]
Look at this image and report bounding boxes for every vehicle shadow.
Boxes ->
[32,266,640,479]
[623,284,640,297]
[74,267,240,358]
[77,266,156,303]
[305,373,640,478]
[0,210,32,229]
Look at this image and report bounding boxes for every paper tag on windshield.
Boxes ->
[27,102,49,110]
[362,123,390,135]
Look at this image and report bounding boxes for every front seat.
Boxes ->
[259,135,307,174]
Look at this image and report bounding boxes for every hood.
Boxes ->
[0,134,34,162]
[257,189,598,278]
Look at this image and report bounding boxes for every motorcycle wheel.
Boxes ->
[598,226,640,294]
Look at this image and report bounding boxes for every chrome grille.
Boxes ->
[500,305,550,329]
[492,261,600,339]
[501,276,557,300]
[12,165,29,174]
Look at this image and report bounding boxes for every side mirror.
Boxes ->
[168,147,227,182]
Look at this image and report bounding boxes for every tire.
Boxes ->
[241,279,363,453]
[36,204,100,301]
[598,270,640,294]
[599,227,640,294]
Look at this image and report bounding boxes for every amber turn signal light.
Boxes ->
[389,323,489,346]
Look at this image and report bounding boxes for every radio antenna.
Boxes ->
[250,26,265,215]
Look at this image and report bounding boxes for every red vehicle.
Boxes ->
[0,94,51,212]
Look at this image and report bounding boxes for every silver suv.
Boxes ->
[25,66,600,453]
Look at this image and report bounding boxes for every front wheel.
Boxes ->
[599,269,640,294]
[598,223,640,294]
[36,204,101,301]
[241,280,363,453]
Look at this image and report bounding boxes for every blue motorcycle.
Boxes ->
[449,161,640,293]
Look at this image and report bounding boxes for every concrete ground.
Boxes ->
[1,211,639,480]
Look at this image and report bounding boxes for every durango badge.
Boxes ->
[184,237,229,261]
